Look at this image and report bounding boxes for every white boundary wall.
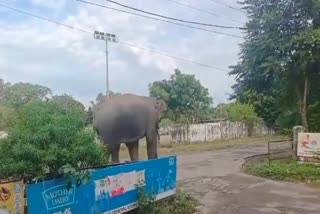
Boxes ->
[160,120,274,143]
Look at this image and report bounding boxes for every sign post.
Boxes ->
[297,132,320,163]
[26,156,177,214]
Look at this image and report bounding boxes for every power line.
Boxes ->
[209,0,246,14]
[0,3,90,34]
[118,41,228,71]
[77,0,244,38]
[103,0,243,29]
[0,2,229,71]
[165,0,243,24]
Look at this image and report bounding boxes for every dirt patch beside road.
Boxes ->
[177,142,320,214]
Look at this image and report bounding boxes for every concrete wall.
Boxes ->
[160,120,274,143]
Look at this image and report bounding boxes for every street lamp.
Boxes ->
[94,30,118,100]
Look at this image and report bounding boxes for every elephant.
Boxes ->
[93,94,166,164]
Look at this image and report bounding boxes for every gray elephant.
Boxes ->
[93,94,166,163]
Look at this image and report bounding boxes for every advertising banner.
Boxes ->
[26,156,177,214]
[297,133,320,158]
[0,180,25,214]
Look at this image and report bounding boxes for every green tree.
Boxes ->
[85,106,94,126]
[212,103,229,120]
[0,99,108,180]
[0,105,17,131]
[159,118,175,129]
[52,94,86,121]
[213,102,259,135]
[1,81,52,107]
[149,69,213,123]
[52,94,85,112]
[0,79,11,104]
[230,0,320,131]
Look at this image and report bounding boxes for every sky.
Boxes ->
[0,0,247,108]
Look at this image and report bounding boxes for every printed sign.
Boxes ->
[94,169,145,200]
[297,133,320,158]
[0,180,25,214]
[26,156,177,214]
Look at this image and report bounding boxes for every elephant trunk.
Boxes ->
[146,134,158,159]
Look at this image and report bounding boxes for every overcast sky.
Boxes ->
[0,0,247,107]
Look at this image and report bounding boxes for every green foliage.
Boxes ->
[58,164,93,189]
[149,69,213,124]
[234,89,280,126]
[85,106,94,126]
[52,94,85,112]
[1,80,52,107]
[0,79,10,104]
[136,187,197,214]
[279,128,293,137]
[213,102,259,124]
[52,94,87,125]
[0,99,108,180]
[136,186,156,214]
[230,0,320,131]
[245,160,320,182]
[153,190,197,214]
[0,79,54,131]
[308,101,320,132]
[159,118,175,128]
[0,105,17,131]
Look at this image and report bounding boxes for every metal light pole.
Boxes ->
[94,31,118,100]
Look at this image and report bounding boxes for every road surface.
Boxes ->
[177,143,320,214]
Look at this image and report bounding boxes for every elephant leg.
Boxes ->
[146,132,158,160]
[108,144,120,164]
[125,141,139,162]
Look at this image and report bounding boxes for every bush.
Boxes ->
[0,100,108,180]
[244,160,320,182]
[154,190,197,214]
[137,188,198,214]
[0,105,17,131]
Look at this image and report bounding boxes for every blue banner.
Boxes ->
[26,156,177,214]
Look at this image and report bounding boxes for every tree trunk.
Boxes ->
[300,73,309,131]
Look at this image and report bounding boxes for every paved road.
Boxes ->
[177,143,320,214]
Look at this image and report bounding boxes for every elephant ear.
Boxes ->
[154,100,166,114]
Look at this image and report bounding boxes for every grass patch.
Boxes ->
[119,135,286,160]
[153,190,197,214]
[244,159,320,183]
[136,189,198,214]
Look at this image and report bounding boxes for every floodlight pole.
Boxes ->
[105,38,110,100]
[94,31,118,100]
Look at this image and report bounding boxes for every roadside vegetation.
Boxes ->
[229,0,320,133]
[244,159,320,184]
[136,188,198,214]
[0,99,108,182]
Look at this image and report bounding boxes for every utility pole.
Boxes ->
[94,31,118,100]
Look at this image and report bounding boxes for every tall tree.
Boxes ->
[0,79,11,104]
[149,69,213,123]
[230,0,320,131]
[52,94,85,112]
[1,81,52,107]
[213,102,259,136]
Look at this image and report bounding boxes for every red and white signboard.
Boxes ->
[297,133,320,158]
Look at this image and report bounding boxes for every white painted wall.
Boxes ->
[160,120,274,143]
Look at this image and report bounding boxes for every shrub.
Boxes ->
[245,160,320,182]
[0,100,108,181]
